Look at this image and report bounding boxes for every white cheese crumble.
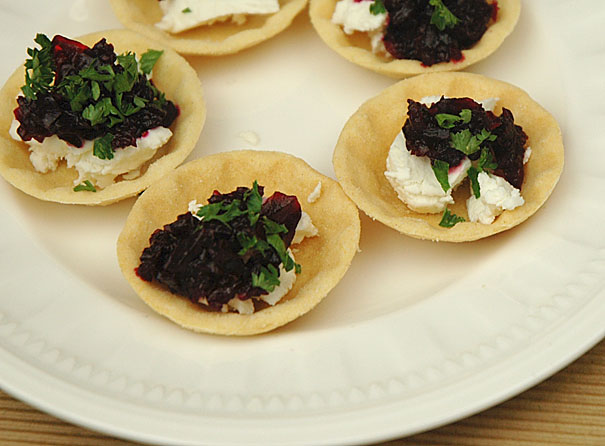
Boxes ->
[523,146,532,164]
[188,199,203,217]
[157,0,280,34]
[307,181,322,203]
[331,0,387,54]
[385,131,470,213]
[292,211,318,244]
[10,119,172,189]
[466,172,524,224]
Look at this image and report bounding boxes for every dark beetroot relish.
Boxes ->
[136,185,302,312]
[14,35,178,150]
[402,97,528,189]
[382,0,495,66]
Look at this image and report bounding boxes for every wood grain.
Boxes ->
[1,339,604,446]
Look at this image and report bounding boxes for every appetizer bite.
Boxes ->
[117,150,360,335]
[109,0,309,55]
[310,0,520,77]
[333,72,564,242]
[0,30,205,205]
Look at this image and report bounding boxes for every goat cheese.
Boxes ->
[157,0,280,33]
[331,0,387,54]
[10,119,172,189]
[466,172,524,224]
[385,131,471,213]
[523,146,532,164]
[292,211,318,244]
[307,181,322,203]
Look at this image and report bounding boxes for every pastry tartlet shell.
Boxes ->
[0,29,206,206]
[309,0,521,77]
[117,150,361,335]
[332,72,564,242]
[109,0,308,55]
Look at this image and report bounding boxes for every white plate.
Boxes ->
[0,1,604,445]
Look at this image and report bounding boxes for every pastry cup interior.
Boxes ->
[309,0,521,78]
[332,72,564,242]
[0,29,206,206]
[117,150,361,335]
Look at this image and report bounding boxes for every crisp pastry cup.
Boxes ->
[309,0,521,77]
[109,0,309,55]
[332,72,564,242]
[0,29,206,206]
[116,150,361,335]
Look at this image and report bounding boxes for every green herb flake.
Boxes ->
[91,81,100,101]
[237,233,258,256]
[182,7,192,13]
[22,33,53,100]
[369,0,386,15]
[467,166,481,198]
[439,208,465,228]
[196,200,246,227]
[139,49,164,75]
[435,113,460,129]
[477,128,497,144]
[73,180,97,192]
[93,133,114,160]
[450,129,478,155]
[429,0,459,31]
[435,108,471,129]
[477,146,498,171]
[459,108,472,124]
[450,127,496,156]
[431,159,450,192]
[244,180,262,225]
[252,264,281,293]
[262,216,288,235]
[263,220,300,273]
[467,147,498,198]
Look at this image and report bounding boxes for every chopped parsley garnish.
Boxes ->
[439,208,465,228]
[435,108,471,129]
[73,180,97,192]
[369,0,386,15]
[196,200,246,226]
[477,145,498,171]
[182,7,192,13]
[467,148,499,198]
[244,181,262,225]
[252,264,281,293]
[193,181,301,292]
[429,0,459,31]
[450,128,496,155]
[93,133,114,160]
[467,166,480,198]
[139,49,164,75]
[431,159,450,193]
[21,34,53,100]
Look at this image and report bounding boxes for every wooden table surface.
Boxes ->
[1,339,604,446]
